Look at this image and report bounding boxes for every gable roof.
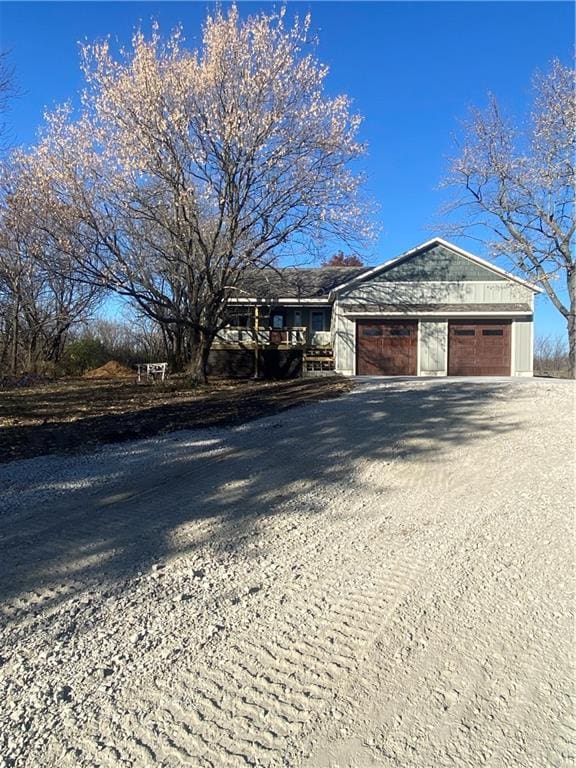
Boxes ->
[329,238,543,296]
[232,266,371,301]
[230,238,542,302]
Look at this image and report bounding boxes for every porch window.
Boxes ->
[226,311,251,328]
[311,312,326,332]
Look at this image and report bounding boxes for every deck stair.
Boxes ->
[303,347,335,374]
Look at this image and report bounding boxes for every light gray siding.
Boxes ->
[514,319,533,375]
[332,297,535,378]
[419,321,447,375]
[338,280,534,307]
[332,309,355,375]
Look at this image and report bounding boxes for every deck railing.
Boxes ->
[216,326,330,347]
[310,330,332,347]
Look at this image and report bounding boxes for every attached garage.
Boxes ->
[448,320,511,376]
[356,320,417,375]
[229,237,540,379]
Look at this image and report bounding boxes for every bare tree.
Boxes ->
[442,59,576,377]
[0,157,102,374]
[534,333,569,375]
[0,50,20,154]
[30,6,371,382]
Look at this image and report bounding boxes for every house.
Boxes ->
[209,238,541,378]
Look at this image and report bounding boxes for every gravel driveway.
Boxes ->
[1,377,574,768]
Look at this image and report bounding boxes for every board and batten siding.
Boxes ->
[513,319,533,376]
[331,306,356,374]
[418,321,448,375]
[336,280,533,307]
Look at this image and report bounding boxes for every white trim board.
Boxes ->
[342,311,532,317]
[227,297,330,305]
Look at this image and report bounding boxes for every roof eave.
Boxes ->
[227,296,331,304]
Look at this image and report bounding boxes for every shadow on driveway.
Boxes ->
[0,379,522,614]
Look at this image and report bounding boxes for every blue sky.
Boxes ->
[1,1,573,338]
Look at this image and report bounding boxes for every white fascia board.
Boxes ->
[227,297,330,305]
[343,310,533,317]
[329,237,543,297]
[346,280,534,286]
[227,298,259,303]
[276,298,330,305]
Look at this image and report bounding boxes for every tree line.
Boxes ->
[0,8,370,381]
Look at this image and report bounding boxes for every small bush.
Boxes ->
[61,338,109,375]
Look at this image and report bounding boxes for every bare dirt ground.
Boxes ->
[0,376,352,463]
[0,377,574,768]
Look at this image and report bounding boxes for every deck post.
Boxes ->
[254,304,259,379]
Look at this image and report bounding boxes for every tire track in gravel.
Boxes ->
[15,462,413,768]
[302,488,574,767]
[298,391,575,766]
[56,538,429,768]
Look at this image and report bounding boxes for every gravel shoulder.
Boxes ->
[0,377,574,768]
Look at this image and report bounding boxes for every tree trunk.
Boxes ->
[11,305,19,376]
[567,313,576,379]
[163,325,192,373]
[167,328,185,373]
[186,328,211,384]
[567,268,576,379]
[46,324,70,364]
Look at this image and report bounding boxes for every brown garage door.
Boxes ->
[448,320,511,376]
[356,320,417,375]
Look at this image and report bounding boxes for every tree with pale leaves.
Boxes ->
[33,6,371,381]
[442,59,576,377]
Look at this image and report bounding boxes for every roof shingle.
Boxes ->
[233,267,371,300]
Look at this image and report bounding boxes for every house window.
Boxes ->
[388,328,411,337]
[482,329,504,336]
[311,312,326,332]
[454,329,475,336]
[272,313,284,329]
[293,310,303,327]
[362,327,383,337]
[226,311,250,328]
